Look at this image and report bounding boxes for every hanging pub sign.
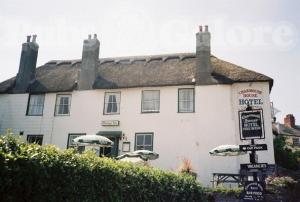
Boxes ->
[239,109,265,140]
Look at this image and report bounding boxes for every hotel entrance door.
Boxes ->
[97,131,122,157]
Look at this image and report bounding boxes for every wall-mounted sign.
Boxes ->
[238,89,263,107]
[239,144,267,152]
[243,181,265,202]
[239,109,265,140]
[101,120,120,126]
[122,142,130,152]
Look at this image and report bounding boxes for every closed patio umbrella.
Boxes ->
[116,153,147,161]
[116,150,159,164]
[119,156,145,164]
[117,154,146,165]
[73,135,113,147]
[131,150,159,160]
[209,145,247,156]
[73,135,113,156]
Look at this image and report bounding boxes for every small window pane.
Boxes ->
[60,97,64,105]
[58,105,64,114]
[144,135,152,145]
[136,145,144,150]
[63,97,69,105]
[136,136,144,145]
[107,95,117,113]
[62,105,69,114]
[144,146,152,151]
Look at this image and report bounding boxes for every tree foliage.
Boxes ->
[274,136,299,170]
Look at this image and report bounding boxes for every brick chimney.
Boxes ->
[195,25,216,85]
[78,34,100,90]
[284,114,295,128]
[14,35,39,92]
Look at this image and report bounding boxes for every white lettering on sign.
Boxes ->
[248,164,267,169]
[238,89,264,107]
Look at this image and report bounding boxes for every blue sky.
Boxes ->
[0,0,299,123]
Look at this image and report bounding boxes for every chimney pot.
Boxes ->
[94,34,97,39]
[32,35,37,43]
[205,25,208,32]
[88,34,92,40]
[26,35,31,42]
[199,25,203,32]
[284,114,296,128]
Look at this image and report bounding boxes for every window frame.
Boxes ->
[55,94,72,116]
[134,132,154,151]
[103,92,121,115]
[67,133,86,149]
[178,88,195,113]
[141,90,160,113]
[27,135,43,145]
[292,137,300,146]
[26,94,45,116]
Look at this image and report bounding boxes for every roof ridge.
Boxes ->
[43,53,222,65]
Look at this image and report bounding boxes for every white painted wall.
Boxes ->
[0,82,274,186]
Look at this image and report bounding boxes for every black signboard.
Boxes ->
[243,181,265,202]
[241,163,268,171]
[239,144,267,152]
[239,109,265,140]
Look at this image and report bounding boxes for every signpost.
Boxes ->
[239,106,268,202]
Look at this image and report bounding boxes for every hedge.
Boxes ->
[0,135,206,202]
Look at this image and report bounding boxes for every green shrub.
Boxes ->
[0,135,206,202]
[266,176,297,188]
[273,136,299,170]
[204,186,243,197]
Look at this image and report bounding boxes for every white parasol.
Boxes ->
[209,145,247,156]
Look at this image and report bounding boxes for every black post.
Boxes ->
[250,139,258,181]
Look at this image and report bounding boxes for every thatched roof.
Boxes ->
[0,53,273,93]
